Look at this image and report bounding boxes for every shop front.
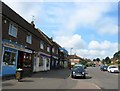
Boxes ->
[33,52,51,72]
[1,40,24,76]
[17,49,33,77]
[1,40,34,77]
[51,56,59,69]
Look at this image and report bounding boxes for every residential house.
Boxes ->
[69,54,83,67]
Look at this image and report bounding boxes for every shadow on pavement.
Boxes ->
[2,83,14,87]
[31,68,70,79]
[72,76,92,79]
[18,79,34,82]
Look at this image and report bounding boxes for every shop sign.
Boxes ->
[24,49,32,53]
[3,42,25,51]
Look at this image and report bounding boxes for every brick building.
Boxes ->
[1,2,69,77]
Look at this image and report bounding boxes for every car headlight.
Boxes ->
[73,72,75,74]
[82,72,85,74]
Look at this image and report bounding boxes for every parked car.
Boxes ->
[73,64,87,69]
[71,66,87,79]
[100,65,108,71]
[107,65,119,73]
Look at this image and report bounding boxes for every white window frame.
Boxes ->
[52,47,55,53]
[8,23,18,38]
[47,46,50,52]
[56,49,58,54]
[40,41,44,49]
[26,34,32,44]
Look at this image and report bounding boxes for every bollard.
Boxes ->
[16,68,23,82]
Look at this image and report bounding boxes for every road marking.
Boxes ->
[90,83,101,89]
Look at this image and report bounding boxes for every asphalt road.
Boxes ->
[2,67,119,90]
[2,68,100,90]
[85,66,119,89]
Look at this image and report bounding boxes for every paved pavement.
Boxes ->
[2,68,101,90]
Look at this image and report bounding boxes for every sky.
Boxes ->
[2,0,119,60]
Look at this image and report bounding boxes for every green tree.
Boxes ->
[96,58,100,62]
[105,57,111,64]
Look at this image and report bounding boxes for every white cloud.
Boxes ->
[75,40,118,59]
[2,0,119,2]
[2,1,118,60]
[97,17,118,35]
[88,40,113,50]
[55,34,86,49]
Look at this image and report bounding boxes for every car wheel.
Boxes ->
[110,70,112,73]
[83,75,86,79]
[71,75,74,78]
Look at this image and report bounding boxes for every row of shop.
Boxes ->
[1,39,68,77]
[1,2,68,77]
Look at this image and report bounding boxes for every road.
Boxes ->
[2,67,119,90]
[86,66,119,89]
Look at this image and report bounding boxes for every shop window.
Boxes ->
[26,34,32,44]
[23,53,31,67]
[3,51,16,66]
[46,58,50,67]
[8,23,18,38]
[39,56,43,66]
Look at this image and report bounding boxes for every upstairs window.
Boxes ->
[52,47,55,53]
[26,34,32,44]
[56,49,58,54]
[40,41,44,49]
[47,46,50,52]
[8,23,18,38]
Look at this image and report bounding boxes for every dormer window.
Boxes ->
[8,23,18,38]
[26,34,32,44]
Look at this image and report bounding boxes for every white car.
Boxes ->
[107,65,119,73]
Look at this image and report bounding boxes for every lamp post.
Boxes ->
[70,48,73,55]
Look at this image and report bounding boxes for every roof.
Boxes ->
[69,55,83,60]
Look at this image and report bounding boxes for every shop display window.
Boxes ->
[23,53,31,67]
[46,58,50,67]
[3,51,16,66]
[39,56,43,66]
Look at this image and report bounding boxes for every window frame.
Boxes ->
[26,34,32,44]
[8,23,18,38]
[40,41,44,49]
[47,46,50,52]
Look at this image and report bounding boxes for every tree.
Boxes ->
[96,58,100,62]
[93,59,96,62]
[102,59,105,64]
[104,57,111,64]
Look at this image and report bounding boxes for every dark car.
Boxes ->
[100,65,108,71]
[71,66,87,79]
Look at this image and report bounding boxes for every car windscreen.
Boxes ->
[73,66,85,71]
[109,66,117,68]
[103,66,108,68]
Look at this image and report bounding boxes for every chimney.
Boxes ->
[31,21,35,28]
